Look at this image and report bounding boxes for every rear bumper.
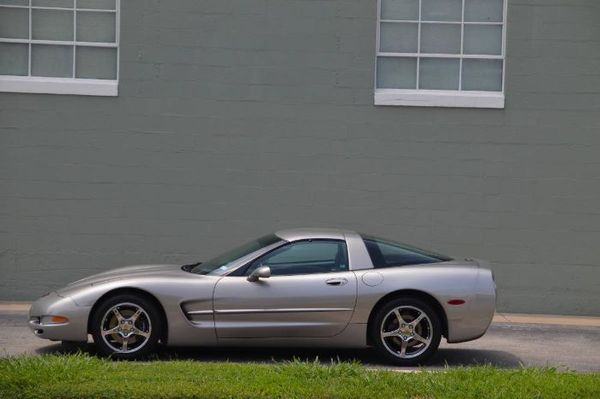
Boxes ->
[446,267,496,343]
[28,292,90,342]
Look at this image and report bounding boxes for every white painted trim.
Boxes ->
[459,0,465,91]
[377,52,502,59]
[379,20,502,25]
[0,38,118,48]
[0,5,116,12]
[373,0,380,90]
[374,89,504,109]
[416,0,421,89]
[501,0,508,97]
[116,0,121,85]
[0,76,118,96]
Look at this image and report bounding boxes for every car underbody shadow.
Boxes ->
[35,341,96,356]
[428,348,522,368]
[34,342,522,368]
[159,346,522,368]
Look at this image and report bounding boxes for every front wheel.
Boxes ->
[371,297,442,366]
[90,294,161,359]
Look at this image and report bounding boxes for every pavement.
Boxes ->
[1,304,599,372]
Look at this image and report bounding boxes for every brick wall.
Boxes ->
[1,0,599,315]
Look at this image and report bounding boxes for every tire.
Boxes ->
[90,294,162,359]
[370,297,442,366]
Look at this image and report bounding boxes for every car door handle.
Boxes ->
[325,278,348,286]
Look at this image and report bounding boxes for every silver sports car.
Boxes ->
[29,228,496,365]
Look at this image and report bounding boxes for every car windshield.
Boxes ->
[188,234,282,275]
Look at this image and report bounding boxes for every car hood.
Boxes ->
[62,264,184,290]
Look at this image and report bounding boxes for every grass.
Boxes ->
[0,354,599,399]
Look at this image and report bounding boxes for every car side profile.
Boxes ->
[29,228,496,365]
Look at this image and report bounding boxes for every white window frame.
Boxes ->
[374,0,507,108]
[0,0,120,96]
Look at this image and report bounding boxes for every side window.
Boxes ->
[363,235,452,268]
[245,240,348,276]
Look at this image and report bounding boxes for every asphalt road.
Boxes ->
[1,309,599,372]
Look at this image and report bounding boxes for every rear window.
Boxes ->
[361,234,452,268]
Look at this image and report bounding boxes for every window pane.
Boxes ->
[31,44,73,77]
[464,24,502,55]
[377,57,416,89]
[32,0,74,7]
[381,0,418,21]
[0,43,28,75]
[246,241,348,276]
[77,11,115,42]
[0,7,28,39]
[369,241,438,266]
[465,0,503,22]
[0,0,29,5]
[77,0,116,10]
[32,9,73,41]
[421,0,462,22]
[419,57,459,90]
[76,46,116,79]
[362,235,451,268]
[379,22,418,53]
[420,23,461,54]
[462,59,502,91]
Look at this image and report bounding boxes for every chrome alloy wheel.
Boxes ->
[380,305,433,359]
[100,302,152,354]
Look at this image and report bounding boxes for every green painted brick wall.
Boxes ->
[1,0,599,315]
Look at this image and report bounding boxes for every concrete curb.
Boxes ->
[493,313,600,327]
[0,303,31,311]
[1,303,598,327]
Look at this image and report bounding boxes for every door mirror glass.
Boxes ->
[247,265,271,282]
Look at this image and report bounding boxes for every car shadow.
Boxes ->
[35,343,522,368]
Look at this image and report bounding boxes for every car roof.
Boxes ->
[274,227,357,242]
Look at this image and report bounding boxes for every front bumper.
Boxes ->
[28,292,90,342]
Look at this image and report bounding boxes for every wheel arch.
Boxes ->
[366,289,448,346]
[87,287,169,344]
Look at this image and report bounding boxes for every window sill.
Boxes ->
[0,76,118,96]
[374,89,504,109]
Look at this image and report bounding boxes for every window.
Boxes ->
[362,234,452,268]
[189,234,283,275]
[375,0,506,108]
[0,0,119,96]
[245,240,349,276]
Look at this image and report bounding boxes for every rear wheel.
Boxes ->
[371,297,441,366]
[91,294,161,359]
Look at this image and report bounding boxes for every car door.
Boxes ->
[213,239,357,338]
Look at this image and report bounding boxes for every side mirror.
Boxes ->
[247,266,271,282]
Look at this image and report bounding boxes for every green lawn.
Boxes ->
[0,354,598,399]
